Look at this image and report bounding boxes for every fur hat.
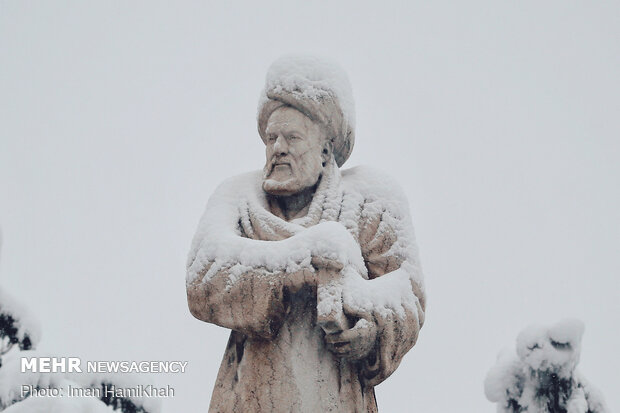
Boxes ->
[257,55,355,167]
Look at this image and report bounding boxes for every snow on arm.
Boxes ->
[339,166,425,319]
[337,166,426,385]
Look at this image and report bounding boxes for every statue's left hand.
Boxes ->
[325,318,377,361]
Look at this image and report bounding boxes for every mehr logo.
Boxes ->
[20,357,189,373]
[21,357,82,373]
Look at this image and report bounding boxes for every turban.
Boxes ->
[257,55,356,167]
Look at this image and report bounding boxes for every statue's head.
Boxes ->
[257,55,356,196]
[262,106,331,196]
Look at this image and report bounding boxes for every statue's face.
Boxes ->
[262,106,328,196]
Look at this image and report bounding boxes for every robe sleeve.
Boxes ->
[352,197,426,387]
[185,175,289,339]
[187,264,315,340]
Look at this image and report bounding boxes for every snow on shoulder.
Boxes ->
[342,165,411,216]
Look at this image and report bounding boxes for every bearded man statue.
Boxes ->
[186,55,426,413]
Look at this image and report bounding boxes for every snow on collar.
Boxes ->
[247,158,342,233]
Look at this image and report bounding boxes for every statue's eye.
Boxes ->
[288,135,300,141]
[527,344,541,351]
[268,135,277,142]
[550,340,571,350]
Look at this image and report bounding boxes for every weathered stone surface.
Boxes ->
[187,55,426,412]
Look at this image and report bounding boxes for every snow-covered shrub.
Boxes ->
[0,310,159,412]
[3,393,113,413]
[0,237,159,412]
[0,289,40,359]
[485,319,608,413]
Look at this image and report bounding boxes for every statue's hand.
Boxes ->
[325,318,377,361]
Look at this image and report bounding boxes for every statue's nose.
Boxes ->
[273,135,288,155]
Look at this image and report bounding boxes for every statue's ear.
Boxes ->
[321,139,334,167]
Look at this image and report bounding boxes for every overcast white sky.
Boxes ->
[1,1,618,412]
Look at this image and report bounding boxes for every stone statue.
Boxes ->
[186,55,426,413]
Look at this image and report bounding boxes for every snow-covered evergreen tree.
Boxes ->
[485,319,608,413]
[0,233,40,363]
[0,288,40,363]
[0,234,159,412]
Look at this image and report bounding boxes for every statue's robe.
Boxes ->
[187,161,426,412]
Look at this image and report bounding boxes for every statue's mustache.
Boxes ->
[265,156,295,176]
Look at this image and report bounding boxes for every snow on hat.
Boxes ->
[257,55,355,167]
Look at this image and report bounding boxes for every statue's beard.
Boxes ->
[262,154,322,196]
